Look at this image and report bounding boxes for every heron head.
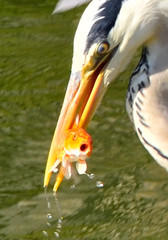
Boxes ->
[44,0,156,187]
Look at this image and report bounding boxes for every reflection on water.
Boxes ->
[0,1,168,240]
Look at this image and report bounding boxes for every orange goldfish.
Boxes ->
[49,128,92,192]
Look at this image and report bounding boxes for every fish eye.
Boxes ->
[80,143,88,152]
[96,41,110,55]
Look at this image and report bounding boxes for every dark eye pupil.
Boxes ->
[80,144,88,152]
[98,46,105,54]
[97,42,109,55]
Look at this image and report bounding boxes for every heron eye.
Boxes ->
[97,41,109,55]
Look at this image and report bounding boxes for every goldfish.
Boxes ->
[49,127,92,192]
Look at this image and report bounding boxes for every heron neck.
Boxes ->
[147,24,168,75]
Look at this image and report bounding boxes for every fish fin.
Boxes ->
[49,159,61,173]
[62,154,69,167]
[76,159,87,175]
[65,162,72,179]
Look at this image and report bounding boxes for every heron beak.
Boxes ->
[44,55,109,188]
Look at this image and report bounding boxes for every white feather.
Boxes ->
[53,0,91,13]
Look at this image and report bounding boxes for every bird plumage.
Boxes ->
[127,44,168,171]
[84,0,124,51]
[125,0,168,171]
[53,0,91,13]
[75,0,168,171]
[45,0,168,187]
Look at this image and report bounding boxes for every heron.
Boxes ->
[44,0,168,187]
[53,0,91,13]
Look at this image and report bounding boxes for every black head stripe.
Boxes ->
[85,0,124,52]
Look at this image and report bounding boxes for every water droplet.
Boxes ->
[47,213,53,220]
[42,231,48,237]
[85,173,95,179]
[47,202,51,209]
[44,187,51,209]
[70,184,76,189]
[54,231,59,238]
[57,223,62,229]
[58,217,63,223]
[96,181,104,188]
[47,222,51,227]
[88,173,95,179]
[53,168,58,173]
[53,194,63,221]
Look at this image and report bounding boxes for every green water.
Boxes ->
[0,1,168,240]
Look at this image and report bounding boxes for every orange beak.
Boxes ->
[44,54,110,188]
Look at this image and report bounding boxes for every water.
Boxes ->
[0,1,168,240]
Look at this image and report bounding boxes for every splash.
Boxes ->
[43,188,63,239]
